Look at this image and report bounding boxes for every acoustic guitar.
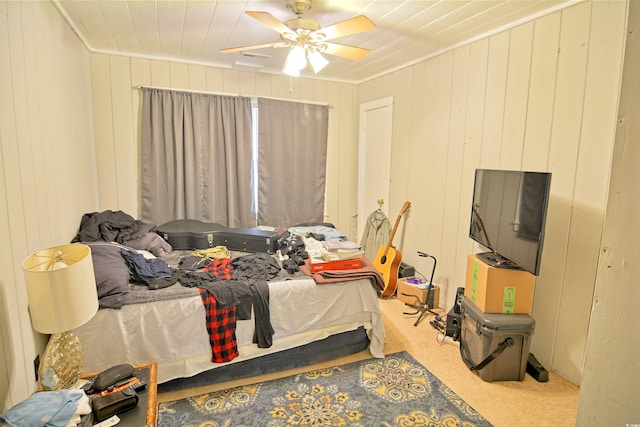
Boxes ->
[374,201,411,297]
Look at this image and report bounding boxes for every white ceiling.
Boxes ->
[54,0,580,84]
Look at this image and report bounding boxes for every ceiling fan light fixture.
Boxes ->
[283,60,301,77]
[222,1,375,77]
[283,46,305,76]
[308,50,328,73]
[287,45,307,70]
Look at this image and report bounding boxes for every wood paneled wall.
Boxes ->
[0,0,97,408]
[359,0,626,385]
[578,2,640,424]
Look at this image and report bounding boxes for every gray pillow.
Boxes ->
[86,242,130,309]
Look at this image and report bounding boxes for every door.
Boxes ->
[357,97,393,240]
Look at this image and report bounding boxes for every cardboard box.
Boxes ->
[397,278,440,309]
[464,254,535,314]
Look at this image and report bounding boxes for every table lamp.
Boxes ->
[23,243,99,391]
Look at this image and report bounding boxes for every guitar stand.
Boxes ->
[403,290,439,326]
[403,251,438,326]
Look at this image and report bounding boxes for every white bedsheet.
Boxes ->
[74,277,385,383]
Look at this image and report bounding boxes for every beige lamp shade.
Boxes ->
[23,243,99,334]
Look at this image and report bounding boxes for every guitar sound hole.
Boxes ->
[380,255,387,264]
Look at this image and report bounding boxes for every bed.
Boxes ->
[72,228,386,386]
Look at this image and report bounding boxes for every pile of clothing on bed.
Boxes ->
[90,242,281,363]
[166,250,280,362]
[70,210,175,309]
[71,209,172,256]
[279,225,385,292]
[275,223,349,273]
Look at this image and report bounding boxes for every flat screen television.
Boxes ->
[469,169,552,276]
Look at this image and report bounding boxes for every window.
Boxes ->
[140,88,328,229]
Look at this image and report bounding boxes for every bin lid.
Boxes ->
[461,295,535,332]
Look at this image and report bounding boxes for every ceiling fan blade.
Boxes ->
[219,42,287,54]
[246,11,295,36]
[322,42,371,61]
[314,15,376,41]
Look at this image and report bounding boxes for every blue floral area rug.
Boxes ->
[157,351,493,426]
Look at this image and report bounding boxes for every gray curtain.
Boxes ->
[257,98,328,228]
[140,88,253,227]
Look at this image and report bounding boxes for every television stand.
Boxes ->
[476,252,523,271]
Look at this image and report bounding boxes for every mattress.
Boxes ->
[74,275,385,383]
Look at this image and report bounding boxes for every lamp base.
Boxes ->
[39,331,84,391]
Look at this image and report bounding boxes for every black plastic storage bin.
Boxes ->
[459,295,535,381]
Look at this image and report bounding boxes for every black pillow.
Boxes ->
[86,242,130,309]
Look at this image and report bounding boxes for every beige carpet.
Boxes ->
[158,297,579,427]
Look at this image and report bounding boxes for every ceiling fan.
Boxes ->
[219,0,376,76]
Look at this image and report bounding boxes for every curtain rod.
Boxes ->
[134,85,332,108]
[135,85,238,97]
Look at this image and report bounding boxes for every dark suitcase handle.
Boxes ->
[460,336,515,372]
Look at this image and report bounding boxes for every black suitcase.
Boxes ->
[157,219,280,254]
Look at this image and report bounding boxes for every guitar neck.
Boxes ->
[382,201,411,255]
